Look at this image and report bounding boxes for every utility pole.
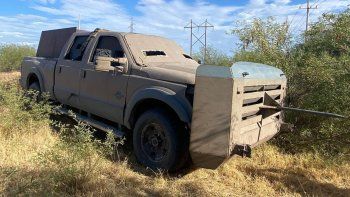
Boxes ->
[299,0,318,32]
[78,14,81,30]
[129,17,134,33]
[184,19,214,63]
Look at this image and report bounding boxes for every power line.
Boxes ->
[288,7,304,35]
[292,0,327,34]
[289,9,300,26]
[314,0,328,11]
[299,0,318,32]
[291,13,307,36]
[311,0,320,7]
[290,0,335,42]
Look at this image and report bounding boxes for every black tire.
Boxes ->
[133,108,189,172]
[28,82,40,92]
[27,82,41,100]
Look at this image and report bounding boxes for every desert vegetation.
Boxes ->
[0,9,349,196]
[0,44,36,72]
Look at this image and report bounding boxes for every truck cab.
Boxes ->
[21,28,199,171]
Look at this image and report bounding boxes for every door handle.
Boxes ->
[115,66,124,73]
[80,70,86,78]
[58,66,62,73]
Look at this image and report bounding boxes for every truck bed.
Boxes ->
[20,57,57,98]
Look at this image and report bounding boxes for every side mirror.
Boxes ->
[94,56,127,73]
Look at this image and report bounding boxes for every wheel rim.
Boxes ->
[141,122,169,162]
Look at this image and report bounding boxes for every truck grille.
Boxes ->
[241,84,281,120]
[238,83,284,139]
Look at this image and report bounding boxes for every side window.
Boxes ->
[91,36,125,62]
[65,36,88,61]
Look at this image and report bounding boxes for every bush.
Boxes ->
[0,79,122,195]
[230,10,350,157]
[36,115,120,194]
[193,46,233,66]
[0,82,52,137]
[0,44,36,72]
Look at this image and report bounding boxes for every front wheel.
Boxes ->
[27,82,41,100]
[133,108,189,172]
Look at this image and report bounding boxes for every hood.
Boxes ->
[124,33,200,84]
[230,62,286,80]
[143,62,199,84]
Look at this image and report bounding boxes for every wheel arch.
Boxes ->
[26,69,45,92]
[124,87,191,129]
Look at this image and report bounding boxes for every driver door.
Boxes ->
[79,35,128,124]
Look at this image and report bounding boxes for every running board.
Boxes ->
[56,108,124,138]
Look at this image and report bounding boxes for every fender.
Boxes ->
[124,86,191,128]
[26,67,45,92]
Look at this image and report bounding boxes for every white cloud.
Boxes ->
[36,0,56,4]
[139,0,165,5]
[273,0,291,5]
[16,41,37,46]
[0,31,24,36]
[23,0,56,4]
[250,0,266,6]
[32,0,128,21]
[32,5,62,15]
[134,0,240,52]
[1,0,348,54]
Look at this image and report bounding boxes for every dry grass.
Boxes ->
[0,72,349,196]
[0,71,20,83]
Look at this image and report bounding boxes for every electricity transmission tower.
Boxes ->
[184,19,197,57]
[129,17,134,33]
[184,19,214,63]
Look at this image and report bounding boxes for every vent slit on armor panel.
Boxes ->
[243,97,263,106]
[264,85,281,91]
[243,84,281,93]
[241,84,282,121]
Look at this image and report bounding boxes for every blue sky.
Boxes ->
[0,0,348,55]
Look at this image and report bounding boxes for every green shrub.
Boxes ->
[0,44,36,72]
[230,10,350,157]
[0,82,52,137]
[193,46,233,66]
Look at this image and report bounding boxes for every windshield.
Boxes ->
[124,34,198,66]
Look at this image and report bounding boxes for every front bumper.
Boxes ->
[190,62,287,169]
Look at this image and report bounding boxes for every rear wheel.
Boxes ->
[133,108,189,172]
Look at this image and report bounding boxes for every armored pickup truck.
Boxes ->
[20,27,292,171]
